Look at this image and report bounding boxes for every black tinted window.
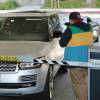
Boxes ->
[0,17,47,41]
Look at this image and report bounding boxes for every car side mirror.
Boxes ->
[65,22,70,26]
[53,30,62,38]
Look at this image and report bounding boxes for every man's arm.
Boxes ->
[59,27,72,47]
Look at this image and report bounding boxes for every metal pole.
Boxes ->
[87,0,92,4]
[57,0,60,8]
[87,0,96,7]
[51,0,53,8]
[54,0,60,8]
[54,0,57,8]
[51,0,60,8]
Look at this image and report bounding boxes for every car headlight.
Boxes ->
[19,63,41,70]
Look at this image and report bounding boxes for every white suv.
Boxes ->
[0,10,66,100]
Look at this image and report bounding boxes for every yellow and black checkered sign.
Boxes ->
[0,56,18,62]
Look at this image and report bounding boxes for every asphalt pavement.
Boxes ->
[0,70,76,100]
[53,70,76,100]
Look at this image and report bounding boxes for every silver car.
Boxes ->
[0,11,67,100]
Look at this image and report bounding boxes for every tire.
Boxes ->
[59,65,68,73]
[41,66,54,100]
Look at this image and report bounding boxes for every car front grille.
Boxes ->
[0,64,17,72]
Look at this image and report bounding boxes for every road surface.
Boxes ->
[0,71,76,100]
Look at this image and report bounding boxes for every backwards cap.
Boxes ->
[69,12,83,20]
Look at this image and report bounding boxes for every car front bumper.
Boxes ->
[0,65,49,96]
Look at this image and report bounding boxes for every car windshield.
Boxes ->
[0,17,47,41]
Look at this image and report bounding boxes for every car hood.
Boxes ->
[0,41,51,62]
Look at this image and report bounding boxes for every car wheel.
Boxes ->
[59,65,68,73]
[42,66,54,100]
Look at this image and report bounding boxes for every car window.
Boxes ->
[0,17,48,41]
[54,14,60,23]
[49,14,59,28]
[48,19,53,38]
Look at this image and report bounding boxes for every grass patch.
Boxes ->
[43,0,86,8]
[0,0,20,10]
[96,0,100,8]
[59,0,86,8]
[43,0,51,8]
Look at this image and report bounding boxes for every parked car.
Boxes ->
[0,10,66,100]
[63,15,100,42]
[84,16,100,42]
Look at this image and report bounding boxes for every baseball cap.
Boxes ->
[69,12,83,20]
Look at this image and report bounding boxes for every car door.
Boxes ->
[48,17,64,76]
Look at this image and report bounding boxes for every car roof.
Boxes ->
[0,10,58,17]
